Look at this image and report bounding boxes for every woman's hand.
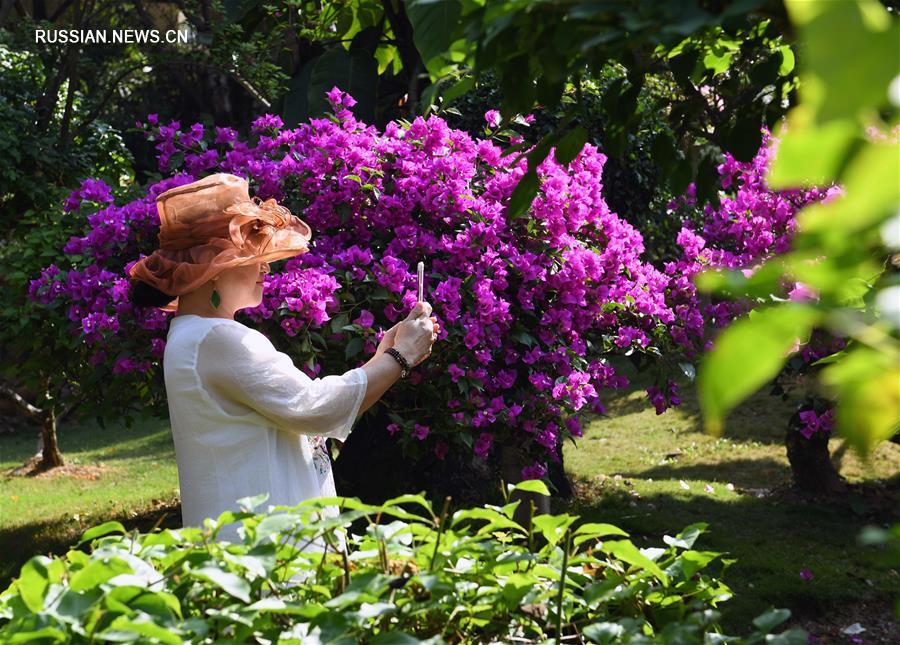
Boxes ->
[373,307,441,359]
[374,322,401,357]
[394,301,440,367]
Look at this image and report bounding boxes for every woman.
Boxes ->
[128,173,439,542]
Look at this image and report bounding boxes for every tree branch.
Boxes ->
[72,62,147,137]
[0,384,44,419]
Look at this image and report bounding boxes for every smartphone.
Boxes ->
[417,261,425,303]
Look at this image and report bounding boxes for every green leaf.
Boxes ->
[785,0,899,123]
[69,558,133,592]
[507,169,539,219]
[752,607,792,633]
[101,616,184,645]
[307,48,378,123]
[573,523,629,538]
[3,627,68,644]
[508,479,550,496]
[192,566,251,603]
[237,492,270,511]
[78,521,127,545]
[820,347,900,458]
[676,550,720,579]
[778,45,795,76]
[662,523,707,550]
[767,118,857,188]
[254,513,300,543]
[698,305,821,435]
[796,141,900,235]
[583,621,627,644]
[441,76,475,106]
[532,514,577,546]
[14,556,51,613]
[601,540,669,585]
[345,336,365,360]
[554,126,588,166]
[406,0,463,65]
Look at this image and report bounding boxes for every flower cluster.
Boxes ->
[664,131,841,353]
[646,380,681,416]
[796,407,835,439]
[29,88,688,478]
[655,130,844,419]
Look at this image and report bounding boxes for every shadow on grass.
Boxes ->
[556,475,900,634]
[595,380,805,448]
[0,499,182,591]
[615,458,792,489]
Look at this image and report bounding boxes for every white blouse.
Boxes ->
[163,314,368,544]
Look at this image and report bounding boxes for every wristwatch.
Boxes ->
[385,347,411,379]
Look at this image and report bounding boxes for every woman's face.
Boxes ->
[218,261,270,310]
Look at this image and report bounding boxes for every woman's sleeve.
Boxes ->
[196,323,368,441]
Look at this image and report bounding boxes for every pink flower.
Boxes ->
[799,569,814,581]
[788,282,818,303]
[521,462,547,480]
[474,432,493,458]
[484,110,501,128]
[353,309,375,329]
[412,423,430,441]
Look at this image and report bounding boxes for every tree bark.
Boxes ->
[785,414,846,495]
[38,407,64,469]
[0,383,64,471]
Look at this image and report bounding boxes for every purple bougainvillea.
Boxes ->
[29,88,691,475]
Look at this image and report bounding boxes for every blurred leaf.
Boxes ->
[821,347,900,457]
[785,0,899,123]
[698,305,821,435]
[752,608,791,633]
[767,116,857,188]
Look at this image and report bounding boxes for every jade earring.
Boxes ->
[210,280,221,309]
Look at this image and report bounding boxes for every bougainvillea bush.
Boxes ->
[0,484,803,643]
[28,88,687,480]
[656,131,843,442]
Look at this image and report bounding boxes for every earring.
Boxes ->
[210,280,221,309]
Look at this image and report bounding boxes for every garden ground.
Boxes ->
[1,382,897,641]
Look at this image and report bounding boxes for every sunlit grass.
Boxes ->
[561,379,900,631]
[0,413,179,586]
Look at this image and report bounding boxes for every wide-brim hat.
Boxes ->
[128,173,312,312]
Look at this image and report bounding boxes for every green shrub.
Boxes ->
[0,483,804,643]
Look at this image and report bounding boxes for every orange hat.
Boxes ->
[128,173,312,312]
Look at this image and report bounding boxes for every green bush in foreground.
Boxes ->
[0,482,804,644]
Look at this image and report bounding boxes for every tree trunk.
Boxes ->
[785,417,845,495]
[500,444,551,530]
[333,406,503,507]
[38,407,64,470]
[1,383,65,471]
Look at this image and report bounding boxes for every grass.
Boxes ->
[561,378,900,636]
[0,413,180,588]
[1,383,897,637]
